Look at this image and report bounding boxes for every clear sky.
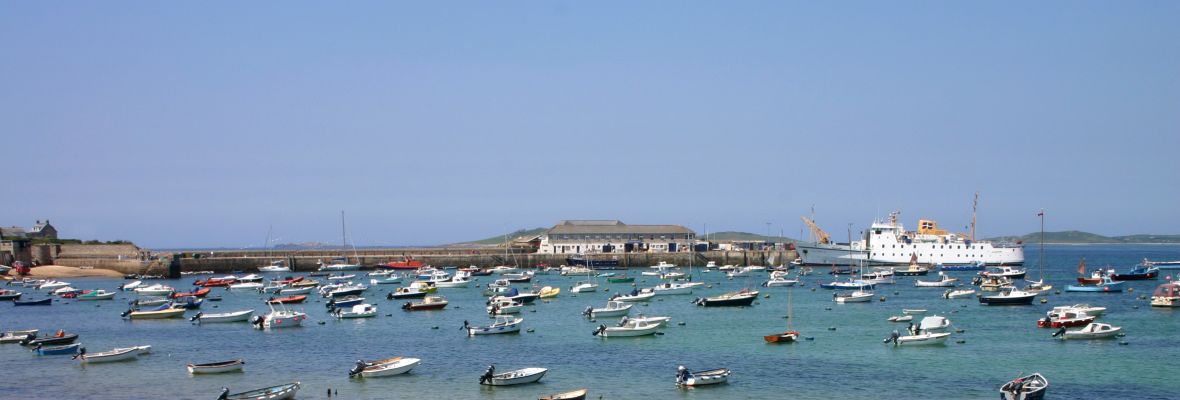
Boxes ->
[2,2,1177,248]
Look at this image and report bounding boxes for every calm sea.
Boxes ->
[1,244,1178,399]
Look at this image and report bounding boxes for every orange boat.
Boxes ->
[381,258,425,270]
[764,331,800,343]
[266,295,307,304]
[195,278,237,287]
[273,277,305,285]
[172,288,211,298]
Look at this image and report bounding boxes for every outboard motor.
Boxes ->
[460,320,470,331]
[479,365,495,384]
[251,315,265,329]
[217,387,229,400]
[386,292,394,300]
[582,306,593,317]
[189,312,203,322]
[884,330,900,344]
[348,359,366,377]
[1052,327,1067,338]
[121,308,133,318]
[593,324,607,336]
[676,365,689,384]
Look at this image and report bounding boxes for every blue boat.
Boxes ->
[1111,265,1159,281]
[1065,276,1125,293]
[34,343,80,356]
[175,296,203,309]
[13,298,51,306]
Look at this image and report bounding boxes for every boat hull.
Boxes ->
[188,359,245,374]
[482,368,547,386]
[197,310,254,323]
[361,358,420,377]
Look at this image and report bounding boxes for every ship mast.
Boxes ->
[970,192,978,241]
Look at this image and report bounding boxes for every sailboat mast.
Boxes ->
[340,210,347,262]
[970,192,978,241]
[1039,209,1045,279]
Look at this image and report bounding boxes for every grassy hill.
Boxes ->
[985,231,1180,244]
[460,229,797,245]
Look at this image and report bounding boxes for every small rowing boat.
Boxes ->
[349,357,420,378]
[265,295,307,304]
[13,298,51,306]
[191,310,254,324]
[34,342,79,356]
[78,347,139,364]
[187,359,245,374]
[218,382,300,400]
[539,388,588,400]
[478,366,547,386]
[676,366,730,386]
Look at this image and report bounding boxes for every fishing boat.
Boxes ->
[13,298,52,306]
[134,284,175,296]
[1055,322,1121,340]
[584,300,632,318]
[1000,373,1048,400]
[612,289,655,302]
[172,287,211,298]
[350,357,420,378]
[592,319,660,337]
[695,289,760,307]
[255,303,307,329]
[651,281,703,295]
[538,286,560,298]
[479,366,547,386]
[22,332,78,347]
[266,295,307,304]
[191,309,254,324]
[1111,265,1159,281]
[887,331,952,346]
[892,254,930,276]
[1037,311,1095,328]
[915,272,958,287]
[764,284,800,343]
[833,290,874,303]
[218,382,300,400]
[1065,276,1125,293]
[979,289,1037,305]
[676,366,730,386]
[334,303,377,319]
[464,316,523,335]
[387,286,429,300]
[943,288,976,299]
[1151,283,1180,307]
[78,347,139,364]
[0,329,37,343]
[34,343,80,356]
[539,388,588,400]
[0,289,21,301]
[124,304,187,319]
[402,295,448,311]
[187,359,245,374]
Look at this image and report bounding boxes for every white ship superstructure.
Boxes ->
[797,211,1024,267]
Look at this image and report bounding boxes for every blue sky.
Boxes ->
[2,2,1177,248]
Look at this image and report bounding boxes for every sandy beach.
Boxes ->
[17,265,125,278]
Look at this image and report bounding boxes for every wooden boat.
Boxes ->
[676,366,730,386]
[192,309,254,324]
[79,347,139,363]
[266,295,307,304]
[1065,276,1125,293]
[465,316,523,336]
[0,329,37,343]
[1111,265,1159,281]
[979,289,1037,305]
[538,286,560,298]
[763,331,799,343]
[402,295,448,311]
[188,359,245,374]
[0,289,22,301]
[76,290,116,301]
[695,289,759,307]
[125,305,187,319]
[1056,322,1121,340]
[334,303,377,319]
[593,319,660,337]
[219,382,300,400]
[34,342,80,356]
[585,300,632,318]
[1000,373,1048,400]
[13,298,51,306]
[1037,311,1095,328]
[22,332,78,346]
[539,389,588,400]
[479,366,547,386]
[172,288,211,298]
[1150,283,1180,307]
[350,357,420,378]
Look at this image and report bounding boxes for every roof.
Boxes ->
[0,227,28,239]
[547,220,693,235]
[32,220,52,232]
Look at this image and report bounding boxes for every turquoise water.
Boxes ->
[2,245,1179,399]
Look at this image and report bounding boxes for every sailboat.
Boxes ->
[258,226,290,272]
[833,226,874,303]
[318,211,362,272]
[1024,210,1052,293]
[763,284,800,343]
[570,263,599,293]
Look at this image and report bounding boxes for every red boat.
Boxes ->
[1036,311,1095,328]
[195,278,237,287]
[380,258,426,270]
[273,277,305,285]
[172,288,211,298]
[763,330,800,343]
[266,295,307,304]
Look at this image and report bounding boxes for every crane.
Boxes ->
[800,216,831,244]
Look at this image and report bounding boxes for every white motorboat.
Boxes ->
[486,298,525,315]
[278,287,313,295]
[327,274,357,281]
[915,272,959,287]
[119,280,143,291]
[465,316,523,336]
[0,329,38,344]
[134,284,175,296]
[112,345,152,355]
[491,266,520,275]
[259,283,287,293]
[902,309,927,315]
[887,315,913,322]
[1057,322,1121,340]
[434,275,471,288]
[918,315,952,333]
[622,315,671,327]
[570,281,599,293]
[229,282,263,291]
[76,290,116,301]
[943,289,976,299]
[676,366,730,386]
[764,271,799,287]
[889,331,952,346]
[585,301,632,318]
[650,281,703,295]
[834,290,874,303]
[257,304,307,329]
[479,366,547,386]
[351,357,420,378]
[593,319,660,337]
[612,289,655,302]
[187,359,245,374]
[335,303,377,319]
[192,309,254,324]
[560,266,593,276]
[1047,304,1106,317]
[133,296,170,307]
[38,280,71,290]
[79,347,139,363]
[258,260,290,273]
[237,274,264,283]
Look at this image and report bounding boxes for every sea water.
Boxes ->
[1,245,1178,399]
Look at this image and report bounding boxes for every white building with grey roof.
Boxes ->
[538,220,696,254]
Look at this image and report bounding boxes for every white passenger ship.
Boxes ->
[797,212,1024,267]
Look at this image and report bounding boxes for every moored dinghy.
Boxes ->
[464,316,523,336]
[1000,373,1048,400]
[539,388,588,400]
[592,319,661,337]
[694,289,759,307]
[218,382,300,400]
[34,342,80,356]
[0,329,38,344]
[349,357,420,378]
[1054,322,1121,340]
[77,347,139,364]
[188,359,245,374]
[676,366,730,386]
[479,366,548,386]
[192,310,254,324]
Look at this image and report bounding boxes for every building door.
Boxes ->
[668,243,677,252]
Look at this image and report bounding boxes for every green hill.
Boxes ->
[464,228,548,245]
[985,231,1180,244]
